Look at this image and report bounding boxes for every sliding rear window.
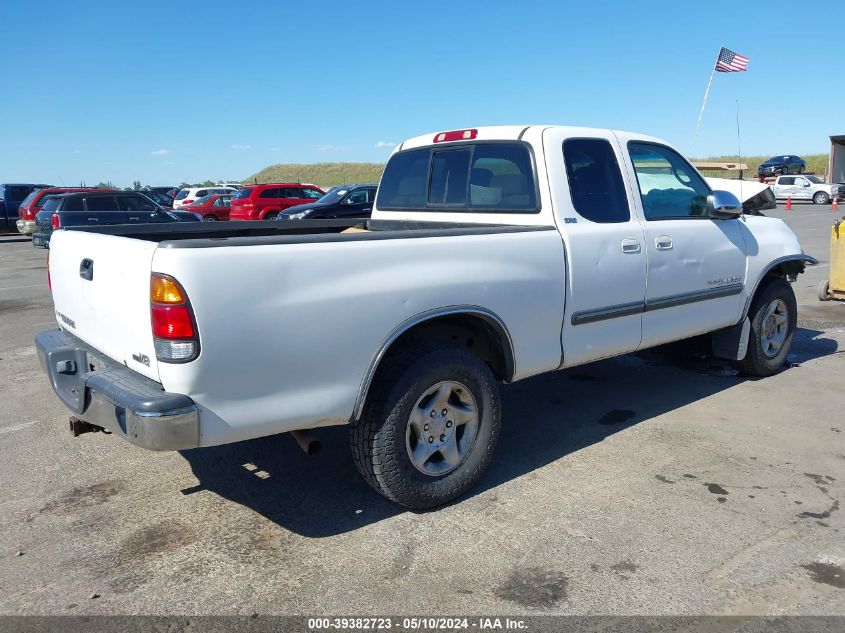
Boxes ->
[377,142,538,213]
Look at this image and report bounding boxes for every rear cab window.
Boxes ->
[377,142,538,213]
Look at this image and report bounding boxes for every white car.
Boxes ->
[771,175,844,205]
[172,186,237,209]
[37,125,815,510]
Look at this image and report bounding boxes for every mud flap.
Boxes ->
[711,317,750,361]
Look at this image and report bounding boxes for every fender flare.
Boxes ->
[740,254,817,321]
[352,306,516,421]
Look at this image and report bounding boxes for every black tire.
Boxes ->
[813,192,829,205]
[798,166,804,174]
[734,278,797,377]
[351,342,501,510]
[203,215,218,222]
[264,212,278,220]
[818,280,831,302]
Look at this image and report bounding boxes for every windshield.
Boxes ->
[806,176,822,183]
[316,186,349,205]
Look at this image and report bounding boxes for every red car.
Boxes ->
[183,194,233,221]
[17,187,114,235]
[229,183,324,220]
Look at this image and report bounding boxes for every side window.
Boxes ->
[85,196,119,211]
[562,138,630,223]
[377,148,430,209]
[347,189,368,204]
[366,188,377,203]
[628,142,710,220]
[429,149,471,205]
[117,195,156,212]
[259,188,278,198]
[8,186,32,201]
[63,197,84,212]
[779,177,795,185]
[469,143,536,211]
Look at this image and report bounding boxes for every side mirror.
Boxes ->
[706,190,742,219]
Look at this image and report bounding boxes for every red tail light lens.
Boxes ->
[51,214,61,229]
[150,274,199,362]
[182,199,193,206]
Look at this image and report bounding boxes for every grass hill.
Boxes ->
[244,162,384,188]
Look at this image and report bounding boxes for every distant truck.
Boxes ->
[770,175,845,205]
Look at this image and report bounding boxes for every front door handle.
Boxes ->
[655,236,673,250]
[621,238,641,253]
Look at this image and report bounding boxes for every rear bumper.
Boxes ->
[35,328,199,451]
[17,219,36,235]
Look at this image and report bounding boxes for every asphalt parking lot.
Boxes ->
[1,204,844,616]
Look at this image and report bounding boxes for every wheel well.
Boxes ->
[387,314,514,381]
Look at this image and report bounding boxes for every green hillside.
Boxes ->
[692,153,829,178]
[244,162,384,188]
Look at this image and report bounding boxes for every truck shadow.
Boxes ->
[179,327,837,538]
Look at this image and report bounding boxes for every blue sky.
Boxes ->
[1,0,842,187]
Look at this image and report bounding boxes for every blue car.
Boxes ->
[757,155,806,178]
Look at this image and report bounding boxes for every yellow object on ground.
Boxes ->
[820,220,845,301]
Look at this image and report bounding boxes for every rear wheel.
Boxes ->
[351,342,501,510]
[733,278,796,377]
[813,192,830,205]
[203,215,218,222]
[818,280,831,302]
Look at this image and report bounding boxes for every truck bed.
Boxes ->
[64,218,554,247]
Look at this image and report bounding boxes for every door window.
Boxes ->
[117,195,156,212]
[347,189,368,204]
[366,188,377,202]
[779,177,795,185]
[7,186,32,201]
[196,189,208,197]
[259,188,279,198]
[85,196,119,211]
[563,138,630,223]
[628,143,710,220]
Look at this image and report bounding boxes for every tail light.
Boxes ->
[150,274,199,362]
[181,199,193,206]
[51,214,61,229]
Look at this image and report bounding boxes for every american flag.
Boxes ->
[715,47,749,72]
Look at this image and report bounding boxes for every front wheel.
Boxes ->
[263,212,278,220]
[203,215,218,222]
[351,342,501,510]
[733,278,797,377]
[813,192,830,205]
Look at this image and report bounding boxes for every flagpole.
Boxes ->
[691,48,720,158]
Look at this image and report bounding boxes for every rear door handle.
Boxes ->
[655,236,673,250]
[621,238,641,253]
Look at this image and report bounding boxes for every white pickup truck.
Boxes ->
[37,125,816,510]
[770,174,845,205]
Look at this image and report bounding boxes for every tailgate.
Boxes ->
[48,229,161,381]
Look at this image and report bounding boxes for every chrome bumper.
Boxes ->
[16,219,36,235]
[35,328,199,451]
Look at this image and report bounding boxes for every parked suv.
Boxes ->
[17,187,110,235]
[278,184,377,220]
[229,183,325,220]
[1,183,52,231]
[173,186,237,209]
[32,191,200,248]
[758,155,806,178]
